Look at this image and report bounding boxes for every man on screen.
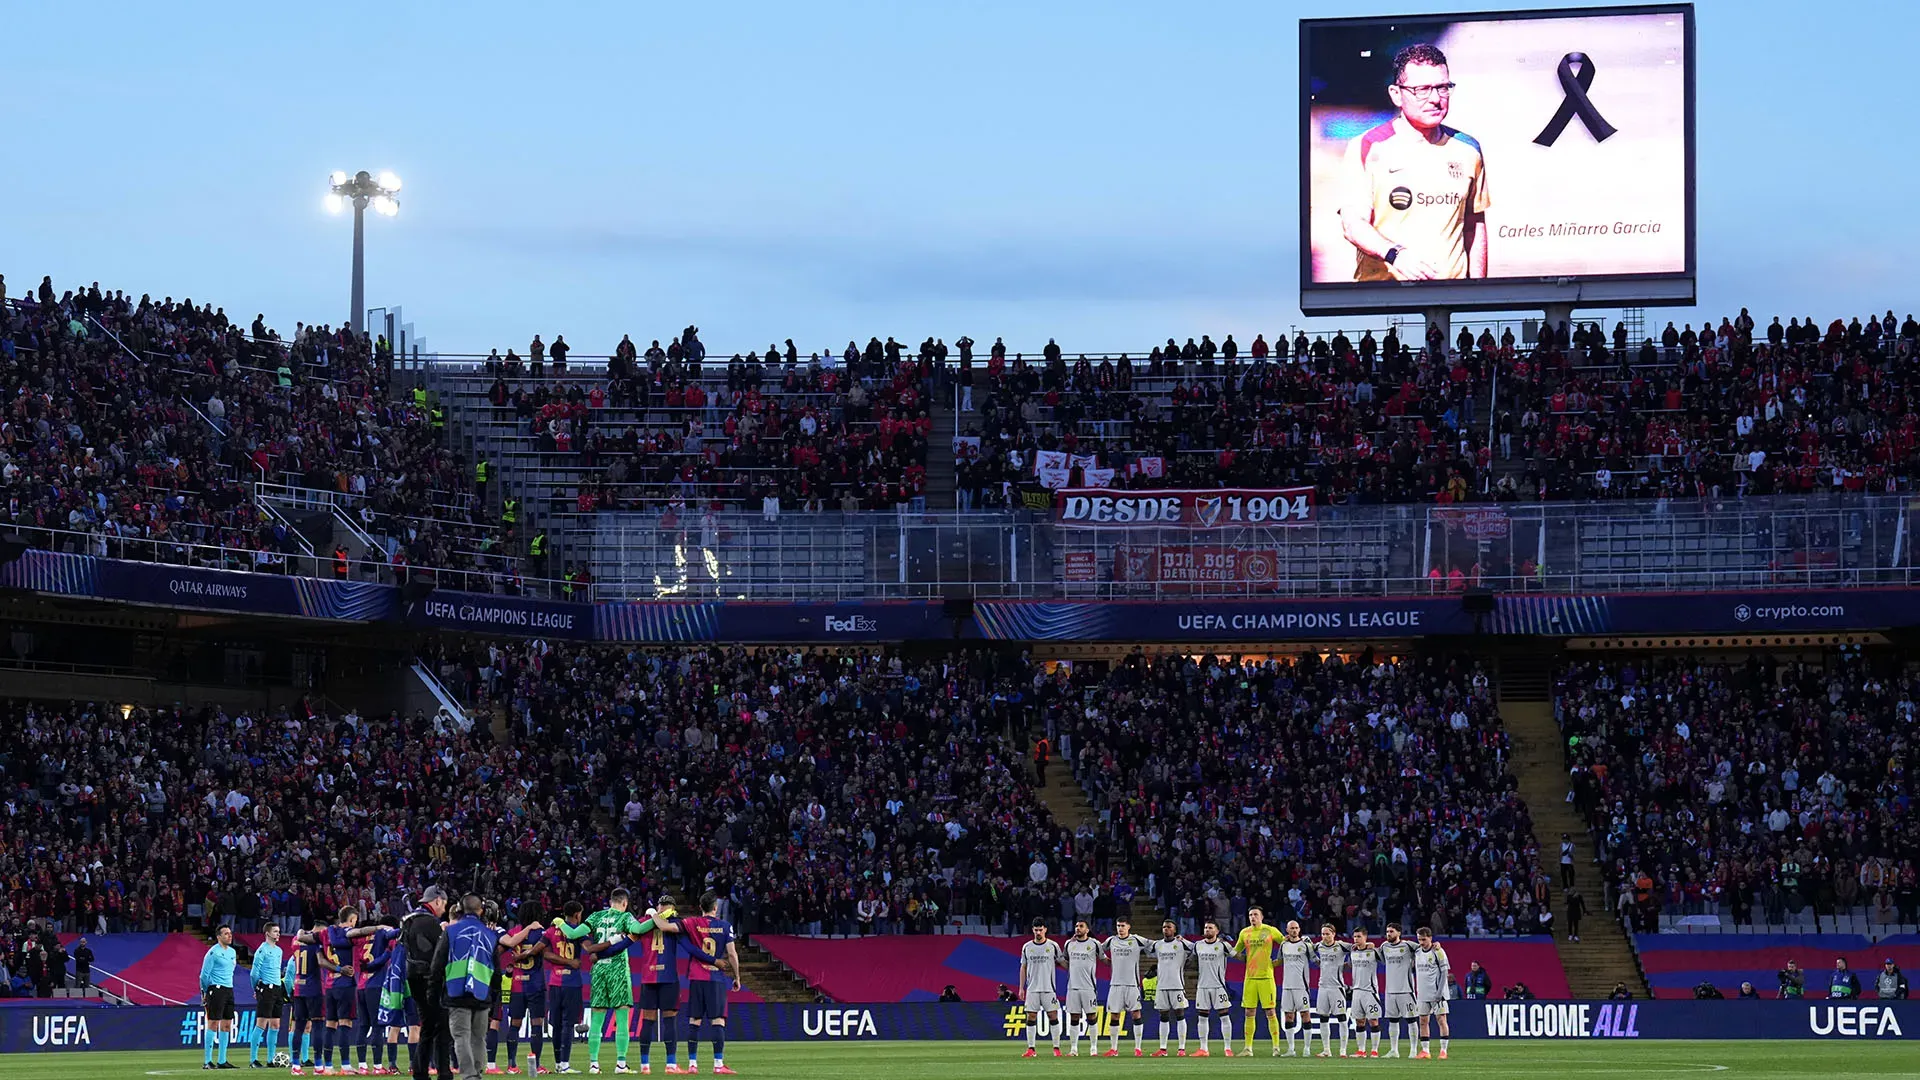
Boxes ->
[1339,43,1490,281]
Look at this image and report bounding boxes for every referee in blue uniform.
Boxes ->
[250,924,288,1067]
[201,925,240,1069]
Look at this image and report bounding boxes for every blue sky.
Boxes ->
[1,0,1902,357]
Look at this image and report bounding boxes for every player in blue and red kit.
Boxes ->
[678,893,740,1075]
[348,919,403,1075]
[631,894,722,1074]
[542,902,592,1074]
[500,903,549,1075]
[290,922,328,1075]
[298,906,362,1075]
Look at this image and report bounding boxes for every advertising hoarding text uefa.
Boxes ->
[1,1001,1911,1053]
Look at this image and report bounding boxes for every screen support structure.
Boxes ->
[1544,302,1575,346]
[1423,307,1452,354]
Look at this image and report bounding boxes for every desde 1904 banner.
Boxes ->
[1055,488,1314,529]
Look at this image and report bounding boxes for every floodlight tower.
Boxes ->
[324,169,402,334]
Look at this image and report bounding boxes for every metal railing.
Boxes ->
[579,495,1917,601]
[6,495,1912,607]
[11,522,587,601]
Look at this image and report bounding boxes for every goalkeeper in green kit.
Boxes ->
[560,887,681,1073]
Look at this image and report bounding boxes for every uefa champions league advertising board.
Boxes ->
[3,1002,1912,1052]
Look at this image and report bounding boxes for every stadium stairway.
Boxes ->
[1034,731,1167,926]
[926,398,958,509]
[1498,667,1650,998]
[1032,734,1100,842]
[733,941,820,1003]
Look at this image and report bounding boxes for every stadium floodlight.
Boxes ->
[326,169,403,334]
[323,193,345,214]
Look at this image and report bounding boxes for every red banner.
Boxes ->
[1433,507,1513,540]
[1063,550,1098,582]
[1054,487,1314,529]
[1114,546,1281,587]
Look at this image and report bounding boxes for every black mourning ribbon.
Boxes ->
[1533,52,1617,146]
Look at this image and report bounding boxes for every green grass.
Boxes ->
[2,1042,1918,1080]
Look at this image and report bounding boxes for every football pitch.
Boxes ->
[2,1042,1917,1080]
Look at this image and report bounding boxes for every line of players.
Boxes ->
[234,890,738,1077]
[1017,909,1454,1061]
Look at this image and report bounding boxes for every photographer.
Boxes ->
[1777,960,1805,999]
[1693,981,1724,1000]
[1502,983,1536,1001]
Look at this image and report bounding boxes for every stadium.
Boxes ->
[2,2,1917,1079]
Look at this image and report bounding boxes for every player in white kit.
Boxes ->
[1100,918,1151,1057]
[1348,929,1384,1057]
[1018,919,1064,1058]
[1378,925,1418,1057]
[1277,920,1313,1056]
[1312,925,1353,1057]
[1063,921,1102,1056]
[1149,921,1193,1056]
[1192,921,1236,1057]
[1413,928,1452,1059]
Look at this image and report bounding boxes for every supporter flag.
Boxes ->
[1070,454,1099,474]
[1034,449,1070,490]
[1083,466,1116,488]
[1139,456,1165,478]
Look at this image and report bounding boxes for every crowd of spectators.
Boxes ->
[0,647,1558,950]
[0,274,508,585]
[429,641,1102,935]
[12,270,1916,600]
[1046,651,1546,937]
[0,922,71,997]
[0,645,1104,945]
[958,311,1920,509]
[1554,651,1920,931]
[0,695,603,949]
[481,329,932,513]
[961,329,1486,508]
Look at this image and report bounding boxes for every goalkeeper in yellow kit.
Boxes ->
[1231,907,1284,1055]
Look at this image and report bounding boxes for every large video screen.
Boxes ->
[1300,5,1694,314]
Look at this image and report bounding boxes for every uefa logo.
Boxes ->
[1733,605,1751,622]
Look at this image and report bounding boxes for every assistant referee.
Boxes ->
[250,924,287,1068]
[200,925,239,1070]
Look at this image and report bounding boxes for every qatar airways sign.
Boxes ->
[1055,488,1314,529]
